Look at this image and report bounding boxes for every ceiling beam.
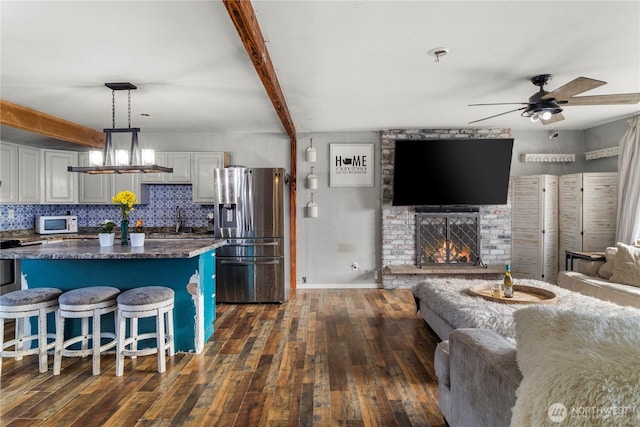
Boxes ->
[0,99,104,149]
[223,0,296,141]
[223,0,298,291]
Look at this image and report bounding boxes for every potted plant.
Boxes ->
[130,219,146,247]
[98,220,116,247]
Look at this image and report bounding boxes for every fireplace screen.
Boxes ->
[416,212,481,267]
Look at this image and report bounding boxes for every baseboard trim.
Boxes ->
[297,283,381,289]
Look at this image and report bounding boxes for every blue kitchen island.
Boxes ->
[0,238,226,353]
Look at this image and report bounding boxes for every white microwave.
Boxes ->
[35,215,78,234]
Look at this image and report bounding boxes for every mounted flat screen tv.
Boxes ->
[392,139,514,206]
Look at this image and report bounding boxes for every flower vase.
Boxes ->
[130,233,145,247]
[99,233,115,247]
[121,220,129,246]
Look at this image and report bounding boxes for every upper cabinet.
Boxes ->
[44,149,78,204]
[140,152,192,184]
[78,152,111,204]
[18,146,42,203]
[0,143,18,203]
[192,152,229,204]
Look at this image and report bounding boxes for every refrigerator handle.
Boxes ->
[220,259,280,266]
[246,170,255,232]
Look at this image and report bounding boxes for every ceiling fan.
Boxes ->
[469,74,640,125]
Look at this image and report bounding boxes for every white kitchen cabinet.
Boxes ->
[44,150,77,204]
[192,152,229,204]
[0,143,18,203]
[511,175,559,283]
[78,153,111,204]
[559,172,617,269]
[140,152,166,184]
[165,153,191,183]
[113,173,149,204]
[18,146,42,203]
[140,152,191,184]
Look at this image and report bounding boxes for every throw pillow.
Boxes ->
[575,259,604,277]
[598,246,617,280]
[511,306,640,427]
[610,242,640,287]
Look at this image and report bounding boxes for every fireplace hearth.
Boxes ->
[416,209,481,267]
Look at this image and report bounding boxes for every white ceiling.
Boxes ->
[1,0,639,148]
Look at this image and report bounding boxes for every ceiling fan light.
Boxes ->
[531,112,540,122]
[541,110,553,120]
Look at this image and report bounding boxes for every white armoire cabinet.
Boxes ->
[511,175,559,283]
[559,172,617,269]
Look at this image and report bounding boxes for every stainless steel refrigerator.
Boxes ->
[212,167,285,303]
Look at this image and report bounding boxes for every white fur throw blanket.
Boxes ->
[412,278,632,342]
[511,306,640,426]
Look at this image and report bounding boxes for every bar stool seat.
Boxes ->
[53,286,120,375]
[116,286,175,376]
[0,287,63,375]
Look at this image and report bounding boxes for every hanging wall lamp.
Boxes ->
[68,82,173,174]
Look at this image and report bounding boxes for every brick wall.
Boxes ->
[381,129,513,289]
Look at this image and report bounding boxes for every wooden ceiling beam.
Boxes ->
[0,99,104,149]
[223,0,296,141]
[223,0,298,291]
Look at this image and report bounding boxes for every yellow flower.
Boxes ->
[112,190,137,221]
[134,219,144,233]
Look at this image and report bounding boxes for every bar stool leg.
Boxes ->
[131,318,138,359]
[166,309,175,357]
[115,310,126,377]
[156,308,166,373]
[37,308,48,373]
[92,310,101,375]
[53,310,64,375]
[15,318,24,361]
[0,318,4,375]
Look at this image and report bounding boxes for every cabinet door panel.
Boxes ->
[0,143,18,203]
[44,150,77,204]
[78,153,111,203]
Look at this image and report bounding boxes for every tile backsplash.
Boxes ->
[0,185,215,232]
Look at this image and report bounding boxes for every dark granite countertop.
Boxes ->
[0,238,226,260]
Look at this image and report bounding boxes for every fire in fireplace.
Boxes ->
[416,210,481,267]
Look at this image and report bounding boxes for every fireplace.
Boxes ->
[416,208,481,267]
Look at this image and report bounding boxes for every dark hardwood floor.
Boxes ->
[1,289,445,426]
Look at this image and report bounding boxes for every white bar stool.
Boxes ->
[0,287,63,375]
[115,286,175,376]
[53,286,120,375]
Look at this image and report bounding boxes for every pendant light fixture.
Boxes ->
[68,82,172,174]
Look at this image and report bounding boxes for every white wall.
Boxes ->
[584,116,630,173]
[510,130,584,176]
[295,132,381,288]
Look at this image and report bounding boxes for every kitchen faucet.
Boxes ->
[175,206,182,232]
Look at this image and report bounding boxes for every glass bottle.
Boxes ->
[504,264,513,298]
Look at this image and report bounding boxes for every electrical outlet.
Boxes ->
[302,276,307,284]
[351,262,358,271]
[7,209,15,219]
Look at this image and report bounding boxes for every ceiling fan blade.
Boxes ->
[468,102,529,106]
[540,113,565,125]
[542,77,607,101]
[468,107,527,124]
[560,93,640,106]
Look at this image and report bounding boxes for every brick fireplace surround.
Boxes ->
[381,128,513,289]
